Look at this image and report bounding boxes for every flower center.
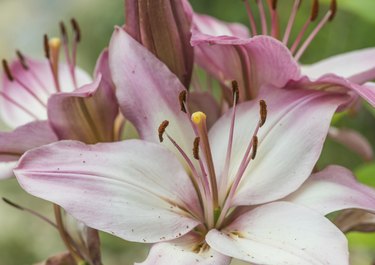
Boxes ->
[244,0,337,61]
[158,81,267,230]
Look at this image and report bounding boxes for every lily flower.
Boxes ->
[0,20,119,180]
[14,28,375,265]
[190,0,374,161]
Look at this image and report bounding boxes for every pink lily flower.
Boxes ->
[190,0,374,161]
[0,21,119,180]
[14,28,375,265]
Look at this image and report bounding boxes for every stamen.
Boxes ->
[2,59,14,81]
[270,0,279,38]
[71,18,81,43]
[158,120,169,142]
[59,21,68,44]
[232,80,239,104]
[49,37,62,92]
[179,90,187,113]
[193,137,200,160]
[259,99,267,127]
[16,50,28,70]
[43,34,50,59]
[294,0,337,61]
[256,0,268,35]
[290,0,319,54]
[191,111,218,208]
[251,136,258,159]
[244,0,258,36]
[2,59,46,108]
[16,50,50,95]
[282,0,301,45]
[2,197,57,228]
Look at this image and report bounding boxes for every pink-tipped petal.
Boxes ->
[192,35,300,100]
[94,48,113,89]
[47,75,118,143]
[210,87,350,206]
[0,121,57,179]
[193,14,249,38]
[136,233,230,265]
[206,202,348,265]
[109,27,195,158]
[301,48,375,84]
[15,140,202,243]
[0,58,91,128]
[285,165,375,215]
[328,126,373,161]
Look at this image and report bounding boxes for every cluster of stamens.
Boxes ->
[0,19,82,120]
[158,82,267,230]
[244,0,337,60]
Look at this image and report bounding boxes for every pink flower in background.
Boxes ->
[13,27,375,265]
[190,0,375,161]
[0,21,119,180]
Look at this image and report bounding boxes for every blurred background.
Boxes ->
[0,0,374,264]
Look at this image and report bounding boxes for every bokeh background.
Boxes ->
[0,0,374,264]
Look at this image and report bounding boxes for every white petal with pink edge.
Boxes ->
[285,165,375,215]
[209,86,350,206]
[136,233,231,265]
[301,48,375,84]
[206,202,348,265]
[14,140,202,243]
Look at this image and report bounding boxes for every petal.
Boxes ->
[193,14,249,38]
[301,48,375,84]
[209,86,350,206]
[206,202,348,265]
[0,58,91,128]
[34,252,75,265]
[328,126,373,161]
[191,34,300,100]
[334,209,375,233]
[15,140,202,243]
[109,27,196,159]
[93,48,113,88]
[285,165,375,215]
[0,121,57,179]
[136,232,230,265]
[47,75,119,143]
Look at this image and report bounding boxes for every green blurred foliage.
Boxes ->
[0,0,374,264]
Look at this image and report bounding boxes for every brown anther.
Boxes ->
[158,120,169,142]
[310,0,319,22]
[251,136,258,160]
[271,0,278,10]
[16,50,28,70]
[2,59,14,81]
[2,197,23,211]
[259,100,267,127]
[329,0,337,21]
[59,21,68,42]
[231,80,239,104]
[193,137,200,160]
[179,90,187,113]
[70,18,81,42]
[43,34,50,59]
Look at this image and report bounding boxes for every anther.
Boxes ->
[251,136,258,159]
[193,137,200,160]
[179,90,187,113]
[231,80,239,104]
[311,0,320,22]
[158,120,169,142]
[16,50,29,70]
[2,59,13,81]
[259,100,267,127]
[43,34,50,59]
[2,197,23,210]
[329,0,337,21]
[59,21,68,42]
[71,18,81,42]
[271,0,278,10]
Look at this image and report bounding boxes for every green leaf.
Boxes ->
[355,163,375,187]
